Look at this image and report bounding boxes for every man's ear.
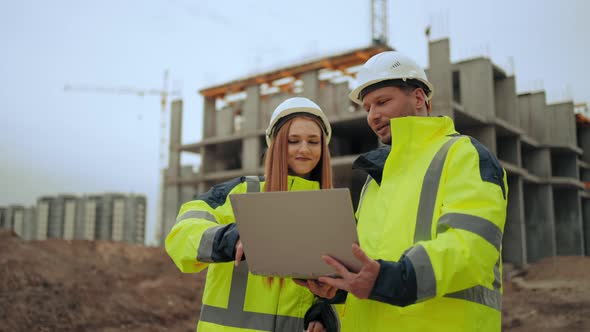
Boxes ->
[414,88,427,110]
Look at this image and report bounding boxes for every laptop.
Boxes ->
[229,188,360,279]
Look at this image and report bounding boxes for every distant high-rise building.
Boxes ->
[10,205,25,238]
[125,194,146,244]
[96,193,125,241]
[36,197,53,240]
[0,207,7,230]
[75,195,100,240]
[23,207,36,241]
[48,195,77,239]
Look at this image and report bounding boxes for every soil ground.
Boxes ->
[1,230,588,331]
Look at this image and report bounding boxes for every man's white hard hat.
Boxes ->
[349,51,434,105]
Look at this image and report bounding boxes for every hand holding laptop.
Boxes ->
[294,243,380,301]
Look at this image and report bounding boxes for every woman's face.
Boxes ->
[287,117,323,178]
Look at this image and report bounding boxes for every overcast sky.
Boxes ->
[1,0,588,245]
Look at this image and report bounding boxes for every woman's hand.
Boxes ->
[234,239,244,266]
[293,279,338,299]
[306,320,325,332]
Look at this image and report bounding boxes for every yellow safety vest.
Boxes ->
[341,116,507,331]
[166,176,320,331]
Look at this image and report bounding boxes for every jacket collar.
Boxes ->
[287,175,321,191]
[353,116,457,186]
[352,146,391,185]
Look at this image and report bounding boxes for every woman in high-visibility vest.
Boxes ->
[166,97,339,332]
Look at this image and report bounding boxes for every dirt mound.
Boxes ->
[502,256,590,331]
[0,230,206,332]
[1,230,589,331]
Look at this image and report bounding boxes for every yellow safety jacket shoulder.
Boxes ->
[166,175,320,332]
[342,116,507,332]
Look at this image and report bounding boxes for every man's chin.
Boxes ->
[379,136,392,145]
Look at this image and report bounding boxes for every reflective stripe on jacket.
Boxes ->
[342,116,507,332]
[166,175,320,331]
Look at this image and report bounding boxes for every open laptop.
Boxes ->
[229,188,360,279]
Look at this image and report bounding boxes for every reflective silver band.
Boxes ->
[437,213,502,251]
[200,262,303,330]
[177,210,217,223]
[414,137,461,242]
[405,244,436,301]
[197,225,225,263]
[444,285,502,311]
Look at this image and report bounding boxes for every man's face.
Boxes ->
[361,86,422,145]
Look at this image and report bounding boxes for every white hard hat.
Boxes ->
[266,97,332,146]
[348,51,434,105]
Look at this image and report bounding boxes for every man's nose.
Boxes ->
[368,106,381,124]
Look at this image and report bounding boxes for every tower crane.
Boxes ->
[64,70,181,244]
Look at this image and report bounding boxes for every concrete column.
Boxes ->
[163,171,181,243]
[518,94,532,137]
[554,188,584,255]
[216,106,233,137]
[181,166,198,203]
[503,176,527,266]
[242,85,261,173]
[497,136,521,166]
[530,92,550,144]
[549,102,576,147]
[318,82,335,116]
[169,100,183,174]
[335,82,353,115]
[578,127,590,163]
[523,148,552,178]
[162,100,183,244]
[582,196,590,255]
[494,76,519,126]
[524,183,556,262]
[203,97,217,138]
[456,58,495,120]
[428,38,453,118]
[243,85,261,132]
[551,152,578,178]
[302,70,320,102]
[460,125,497,154]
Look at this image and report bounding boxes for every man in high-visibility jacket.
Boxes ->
[302,51,507,331]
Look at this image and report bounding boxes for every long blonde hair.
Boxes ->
[262,114,333,287]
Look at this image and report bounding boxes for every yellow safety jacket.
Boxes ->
[166,176,320,332]
[341,116,507,331]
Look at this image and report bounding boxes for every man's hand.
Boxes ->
[318,243,380,299]
[234,239,244,267]
[293,279,338,299]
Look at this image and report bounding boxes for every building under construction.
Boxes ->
[160,38,589,266]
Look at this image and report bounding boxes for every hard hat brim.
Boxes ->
[349,78,434,105]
